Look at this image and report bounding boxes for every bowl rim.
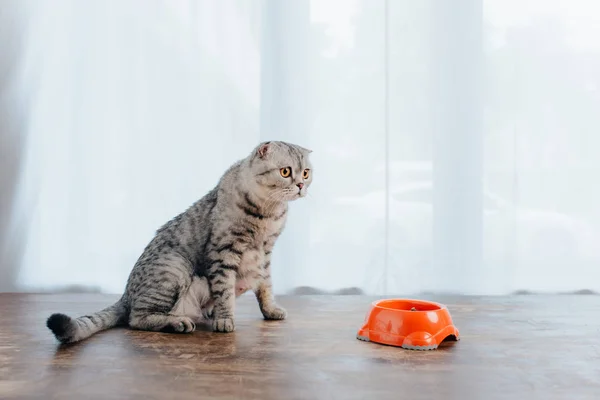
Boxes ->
[370,298,448,312]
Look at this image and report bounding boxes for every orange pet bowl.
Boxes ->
[356,299,460,350]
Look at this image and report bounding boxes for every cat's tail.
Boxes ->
[46,297,128,344]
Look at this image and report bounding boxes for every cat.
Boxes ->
[46,141,313,343]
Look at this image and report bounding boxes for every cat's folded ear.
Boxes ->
[257,142,272,159]
[298,145,313,155]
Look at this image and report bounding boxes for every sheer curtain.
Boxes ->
[11,0,263,293]
[2,0,599,295]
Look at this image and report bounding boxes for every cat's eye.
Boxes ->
[302,169,310,179]
[280,167,291,178]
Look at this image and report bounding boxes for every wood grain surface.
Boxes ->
[0,294,599,399]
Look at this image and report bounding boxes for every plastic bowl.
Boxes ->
[356,299,460,350]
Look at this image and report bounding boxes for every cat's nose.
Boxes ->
[296,183,304,190]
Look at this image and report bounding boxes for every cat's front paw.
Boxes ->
[212,318,235,332]
[262,305,287,320]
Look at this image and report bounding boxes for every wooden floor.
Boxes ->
[1,294,599,399]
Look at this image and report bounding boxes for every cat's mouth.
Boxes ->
[283,191,303,201]
[280,187,306,201]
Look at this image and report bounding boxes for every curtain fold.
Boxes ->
[0,0,34,292]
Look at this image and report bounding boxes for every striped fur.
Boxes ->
[46,141,312,342]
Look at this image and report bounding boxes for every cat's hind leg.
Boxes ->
[127,255,197,333]
[129,312,196,333]
[171,275,213,324]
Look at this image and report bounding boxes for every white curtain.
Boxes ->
[2,0,600,295]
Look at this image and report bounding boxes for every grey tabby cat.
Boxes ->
[47,141,312,343]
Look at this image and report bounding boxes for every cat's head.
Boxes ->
[247,141,313,202]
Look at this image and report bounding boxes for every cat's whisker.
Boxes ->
[261,190,284,212]
[263,191,286,217]
[257,191,283,218]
